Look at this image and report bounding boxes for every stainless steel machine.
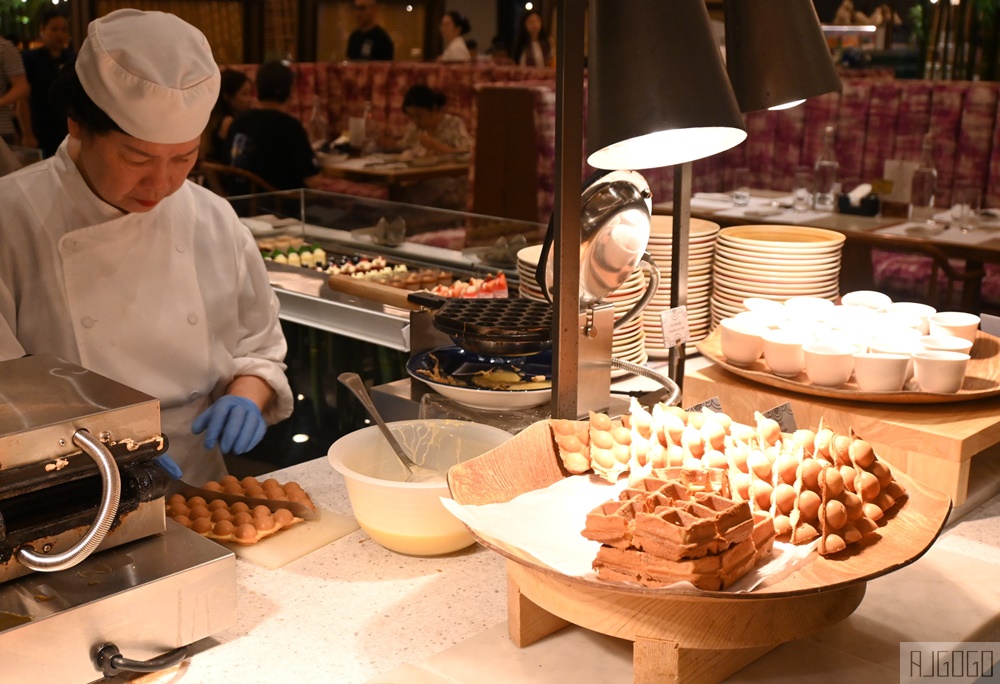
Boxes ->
[0,354,235,682]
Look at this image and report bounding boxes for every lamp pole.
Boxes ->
[551,0,586,420]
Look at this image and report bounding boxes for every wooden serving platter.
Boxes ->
[448,420,952,599]
[697,327,1000,404]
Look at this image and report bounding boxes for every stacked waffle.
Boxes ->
[583,471,775,590]
[551,399,907,562]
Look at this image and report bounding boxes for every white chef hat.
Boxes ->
[75,9,221,144]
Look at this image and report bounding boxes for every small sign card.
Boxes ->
[660,306,690,347]
[762,402,797,433]
[686,396,722,413]
[981,313,1000,337]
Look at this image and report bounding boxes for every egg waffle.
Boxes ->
[549,418,592,475]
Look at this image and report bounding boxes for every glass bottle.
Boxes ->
[911,132,937,212]
[813,125,839,211]
[308,101,328,149]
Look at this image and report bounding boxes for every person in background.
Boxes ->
[0,9,293,484]
[396,84,471,209]
[0,36,28,145]
[201,69,252,163]
[227,60,322,190]
[347,0,394,61]
[438,10,471,63]
[513,9,554,68]
[465,38,479,62]
[19,8,74,157]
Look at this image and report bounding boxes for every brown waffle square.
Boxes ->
[581,496,641,548]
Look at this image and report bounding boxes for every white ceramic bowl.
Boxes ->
[841,290,893,311]
[762,329,810,377]
[803,342,856,387]
[825,305,881,331]
[913,351,970,393]
[852,352,910,392]
[928,312,981,343]
[328,420,512,555]
[783,296,835,321]
[888,302,936,335]
[919,334,974,355]
[719,317,767,366]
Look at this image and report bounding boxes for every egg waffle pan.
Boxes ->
[427,297,553,356]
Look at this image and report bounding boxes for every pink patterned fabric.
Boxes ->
[861,83,900,185]
[834,80,873,191]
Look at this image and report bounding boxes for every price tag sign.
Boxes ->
[660,306,690,347]
[981,313,1000,337]
[762,402,797,433]
[686,396,722,413]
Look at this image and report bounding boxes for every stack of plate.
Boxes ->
[516,245,647,375]
[643,216,719,359]
[711,225,845,325]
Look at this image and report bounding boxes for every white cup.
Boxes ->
[784,296,835,322]
[888,302,936,335]
[743,297,788,321]
[762,329,809,377]
[825,329,870,354]
[733,309,784,330]
[803,342,856,388]
[919,334,974,355]
[720,317,767,367]
[853,352,910,392]
[825,304,881,331]
[868,335,921,383]
[913,350,970,393]
[928,312,980,343]
[841,290,893,311]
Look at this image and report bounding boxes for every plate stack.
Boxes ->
[643,216,719,359]
[516,245,647,375]
[711,226,845,325]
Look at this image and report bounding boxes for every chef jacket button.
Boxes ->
[187,313,198,325]
[189,391,201,400]
[175,244,186,253]
[81,316,96,328]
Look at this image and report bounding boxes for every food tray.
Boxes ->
[696,327,1000,404]
[448,421,951,600]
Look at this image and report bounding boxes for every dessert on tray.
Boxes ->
[551,398,908,585]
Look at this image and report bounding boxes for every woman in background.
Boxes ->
[438,11,471,63]
[201,68,252,163]
[513,10,553,68]
[399,84,471,157]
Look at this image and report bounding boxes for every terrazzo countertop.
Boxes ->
[140,455,1000,684]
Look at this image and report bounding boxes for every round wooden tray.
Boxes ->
[696,327,1000,404]
[448,421,953,600]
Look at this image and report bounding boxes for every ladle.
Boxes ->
[338,373,444,483]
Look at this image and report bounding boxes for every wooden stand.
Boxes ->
[684,361,1000,507]
[505,560,866,684]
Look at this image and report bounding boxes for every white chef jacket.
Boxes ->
[0,142,294,484]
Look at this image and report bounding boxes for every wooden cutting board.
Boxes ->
[220,507,359,569]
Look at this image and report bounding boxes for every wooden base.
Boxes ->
[506,560,866,684]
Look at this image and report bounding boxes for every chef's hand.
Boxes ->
[153,453,183,479]
[192,395,266,455]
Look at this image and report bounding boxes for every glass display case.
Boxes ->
[229,189,546,351]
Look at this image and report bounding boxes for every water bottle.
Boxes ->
[813,125,839,212]
[911,133,937,211]
[308,102,328,148]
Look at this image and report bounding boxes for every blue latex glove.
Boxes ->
[153,453,183,479]
[191,395,266,455]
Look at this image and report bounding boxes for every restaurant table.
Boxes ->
[653,193,1000,310]
[120,456,1000,683]
[321,156,470,202]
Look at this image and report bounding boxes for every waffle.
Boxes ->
[550,418,591,475]
[200,475,316,510]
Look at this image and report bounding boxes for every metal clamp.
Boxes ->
[17,428,121,572]
[97,643,188,677]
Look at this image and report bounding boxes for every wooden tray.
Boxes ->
[448,420,952,600]
[697,327,1000,404]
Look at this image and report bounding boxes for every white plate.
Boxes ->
[714,247,842,267]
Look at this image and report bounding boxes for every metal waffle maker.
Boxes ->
[0,355,235,683]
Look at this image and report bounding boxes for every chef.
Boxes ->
[0,9,293,485]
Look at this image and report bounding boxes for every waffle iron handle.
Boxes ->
[17,428,121,572]
[614,252,660,330]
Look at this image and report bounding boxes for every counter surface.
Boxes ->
[120,454,1000,684]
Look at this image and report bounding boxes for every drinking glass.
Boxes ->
[731,167,751,206]
[951,187,981,233]
[793,168,813,212]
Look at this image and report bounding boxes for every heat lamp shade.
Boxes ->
[725,0,842,113]
[586,0,747,171]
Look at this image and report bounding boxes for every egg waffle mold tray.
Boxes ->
[409,293,553,356]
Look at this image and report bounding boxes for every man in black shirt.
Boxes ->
[227,61,321,191]
[19,8,74,157]
[347,0,394,61]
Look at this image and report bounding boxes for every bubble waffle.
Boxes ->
[166,476,314,546]
[549,418,591,475]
